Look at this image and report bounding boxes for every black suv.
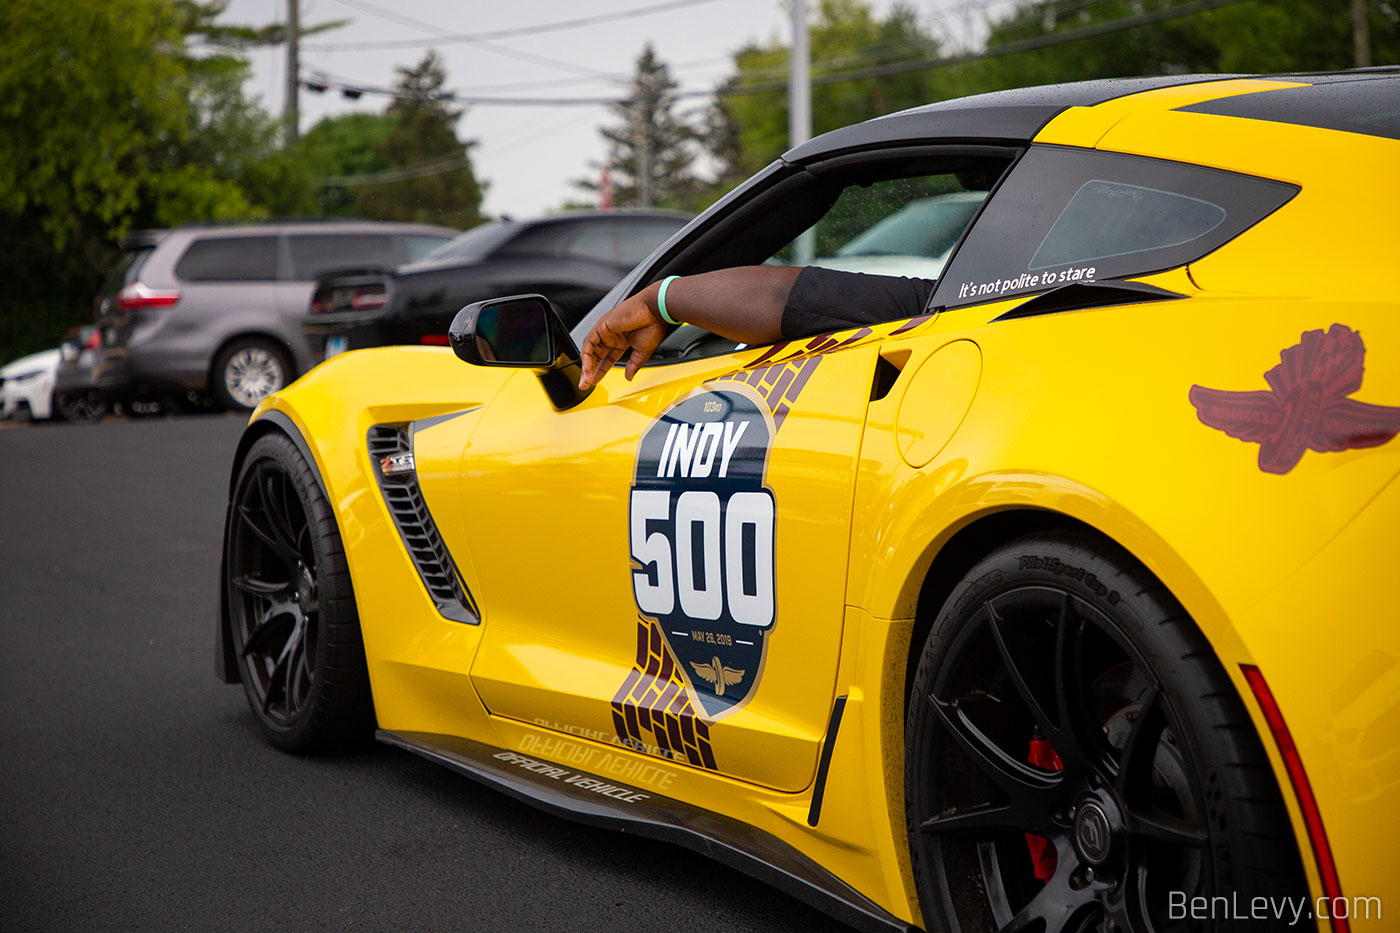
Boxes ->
[302,211,688,360]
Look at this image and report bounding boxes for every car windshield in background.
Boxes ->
[414,222,515,266]
[837,193,985,260]
[101,246,155,295]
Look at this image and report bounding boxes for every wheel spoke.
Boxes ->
[985,600,1058,745]
[231,573,287,596]
[242,604,289,658]
[261,617,305,716]
[259,466,301,557]
[920,802,1029,837]
[996,870,1096,933]
[1049,594,1106,774]
[930,694,1060,801]
[1113,686,1165,797]
[1125,810,1207,848]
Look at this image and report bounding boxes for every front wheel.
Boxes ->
[225,432,372,752]
[905,530,1306,932]
[214,338,291,411]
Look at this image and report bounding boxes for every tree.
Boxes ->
[351,52,487,229]
[294,113,398,216]
[707,1,944,188]
[580,44,703,210]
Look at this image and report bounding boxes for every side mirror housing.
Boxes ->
[448,294,592,409]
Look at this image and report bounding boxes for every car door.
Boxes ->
[460,337,875,792]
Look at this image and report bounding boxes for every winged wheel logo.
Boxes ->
[1189,324,1400,474]
[690,657,746,697]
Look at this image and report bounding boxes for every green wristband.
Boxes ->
[656,275,683,326]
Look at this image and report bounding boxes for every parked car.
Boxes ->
[0,348,61,421]
[93,220,457,412]
[53,325,107,423]
[302,210,688,361]
[219,72,1400,931]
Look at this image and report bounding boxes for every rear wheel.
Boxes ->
[225,433,372,752]
[55,391,107,424]
[905,530,1306,932]
[214,338,291,411]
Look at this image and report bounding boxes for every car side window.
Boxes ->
[768,173,990,281]
[288,234,394,281]
[934,146,1297,308]
[565,223,618,264]
[404,235,451,263]
[615,220,687,267]
[174,236,280,282]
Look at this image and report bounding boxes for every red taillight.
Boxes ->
[1241,664,1348,933]
[85,329,101,349]
[350,288,387,310]
[420,334,450,346]
[116,281,180,311]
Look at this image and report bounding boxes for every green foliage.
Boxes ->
[710,0,945,187]
[294,113,397,216]
[349,53,487,229]
[580,44,703,210]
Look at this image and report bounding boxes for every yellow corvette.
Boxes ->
[218,72,1399,932]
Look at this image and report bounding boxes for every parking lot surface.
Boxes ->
[0,415,832,932]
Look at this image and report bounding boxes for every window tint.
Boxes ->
[615,219,684,266]
[1029,181,1225,270]
[175,236,280,282]
[415,222,515,265]
[101,246,154,295]
[935,147,1297,308]
[566,224,617,264]
[404,234,452,263]
[771,173,989,281]
[288,234,394,280]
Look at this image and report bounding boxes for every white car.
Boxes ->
[1,348,61,420]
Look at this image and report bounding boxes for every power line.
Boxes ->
[303,0,726,52]
[303,0,1256,107]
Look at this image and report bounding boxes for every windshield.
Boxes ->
[411,221,516,266]
[100,246,155,296]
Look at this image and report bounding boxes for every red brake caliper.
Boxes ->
[1025,734,1064,883]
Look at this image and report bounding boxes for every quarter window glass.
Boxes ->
[1029,181,1225,270]
[405,235,452,263]
[175,236,279,282]
[289,234,394,280]
[934,147,1297,308]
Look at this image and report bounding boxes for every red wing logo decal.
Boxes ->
[1189,324,1400,474]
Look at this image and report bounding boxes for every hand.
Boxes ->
[578,286,669,390]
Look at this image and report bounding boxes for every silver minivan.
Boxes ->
[94,220,456,411]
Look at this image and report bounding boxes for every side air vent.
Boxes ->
[368,424,480,624]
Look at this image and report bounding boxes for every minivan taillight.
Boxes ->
[351,288,388,310]
[117,282,181,311]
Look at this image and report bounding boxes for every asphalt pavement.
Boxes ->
[0,415,837,932]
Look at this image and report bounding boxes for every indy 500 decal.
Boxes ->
[629,389,775,720]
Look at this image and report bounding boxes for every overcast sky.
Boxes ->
[221,0,1012,221]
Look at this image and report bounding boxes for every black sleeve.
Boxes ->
[780,267,936,340]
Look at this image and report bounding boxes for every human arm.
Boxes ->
[578,266,801,390]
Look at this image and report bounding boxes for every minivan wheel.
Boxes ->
[214,338,291,411]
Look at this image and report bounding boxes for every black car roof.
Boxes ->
[782,69,1400,162]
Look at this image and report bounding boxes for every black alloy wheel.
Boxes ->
[906,530,1306,933]
[225,433,372,752]
[56,391,107,424]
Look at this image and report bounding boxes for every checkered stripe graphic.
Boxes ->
[710,354,823,432]
[611,620,718,771]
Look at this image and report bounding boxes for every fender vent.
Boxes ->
[368,424,479,624]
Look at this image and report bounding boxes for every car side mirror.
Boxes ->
[448,294,592,409]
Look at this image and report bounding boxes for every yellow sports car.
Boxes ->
[218,71,1399,932]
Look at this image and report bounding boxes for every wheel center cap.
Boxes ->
[1074,801,1113,864]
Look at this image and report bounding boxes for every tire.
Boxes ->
[905,529,1306,932]
[225,433,372,752]
[213,338,291,412]
[55,391,107,424]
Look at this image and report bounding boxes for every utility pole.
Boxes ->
[1353,0,1371,68]
[790,0,814,264]
[284,0,300,144]
[634,97,653,207]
